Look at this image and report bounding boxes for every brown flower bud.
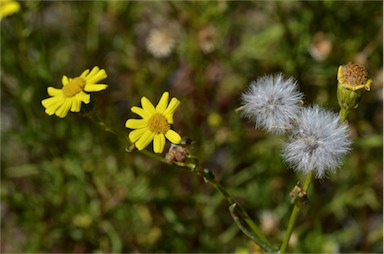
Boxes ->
[337,63,372,111]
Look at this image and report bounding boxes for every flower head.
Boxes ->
[41,66,108,118]
[337,62,371,92]
[0,0,20,21]
[282,105,352,178]
[337,63,372,111]
[241,73,304,134]
[126,92,182,153]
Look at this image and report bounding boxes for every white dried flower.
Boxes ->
[282,105,352,178]
[146,28,176,58]
[241,73,304,134]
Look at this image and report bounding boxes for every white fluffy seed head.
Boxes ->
[241,73,304,134]
[282,105,352,178]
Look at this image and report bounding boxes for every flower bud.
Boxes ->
[337,63,372,111]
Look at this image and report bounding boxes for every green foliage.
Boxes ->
[1,1,382,253]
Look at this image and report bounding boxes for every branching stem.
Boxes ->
[280,107,350,253]
[280,171,313,253]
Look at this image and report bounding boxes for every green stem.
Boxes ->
[136,151,277,252]
[280,171,314,254]
[139,149,166,162]
[91,114,276,251]
[208,177,277,252]
[182,164,277,252]
[302,171,313,192]
[339,108,349,123]
[229,204,278,253]
[280,106,351,253]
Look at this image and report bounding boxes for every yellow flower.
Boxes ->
[41,66,108,118]
[126,92,182,153]
[0,0,20,21]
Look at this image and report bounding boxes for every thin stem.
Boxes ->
[229,204,278,254]
[281,105,351,253]
[135,151,278,252]
[178,163,276,251]
[339,108,349,123]
[280,171,314,254]
[139,149,166,162]
[280,204,299,254]
[208,178,277,252]
[302,170,313,192]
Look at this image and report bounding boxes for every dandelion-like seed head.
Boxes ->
[241,73,304,134]
[282,105,352,178]
[126,92,182,154]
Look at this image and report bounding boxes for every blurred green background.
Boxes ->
[1,1,382,253]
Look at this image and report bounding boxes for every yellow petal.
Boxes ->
[155,92,169,113]
[47,87,62,96]
[129,128,147,143]
[42,96,63,108]
[55,99,72,118]
[141,96,156,114]
[163,97,180,123]
[43,97,65,116]
[84,84,108,92]
[80,69,91,78]
[45,107,56,116]
[75,91,90,104]
[84,67,107,84]
[70,97,82,112]
[85,66,100,78]
[153,134,166,153]
[62,75,69,86]
[131,106,151,119]
[87,66,100,76]
[0,0,20,20]
[165,115,174,124]
[125,119,148,129]
[135,129,155,150]
[165,129,181,144]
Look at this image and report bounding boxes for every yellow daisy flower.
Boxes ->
[0,0,20,21]
[126,92,182,153]
[41,66,108,118]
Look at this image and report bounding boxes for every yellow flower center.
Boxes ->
[148,113,169,134]
[62,77,86,97]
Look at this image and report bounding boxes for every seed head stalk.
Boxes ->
[280,107,350,254]
[280,63,370,252]
[339,108,349,124]
[279,170,313,253]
